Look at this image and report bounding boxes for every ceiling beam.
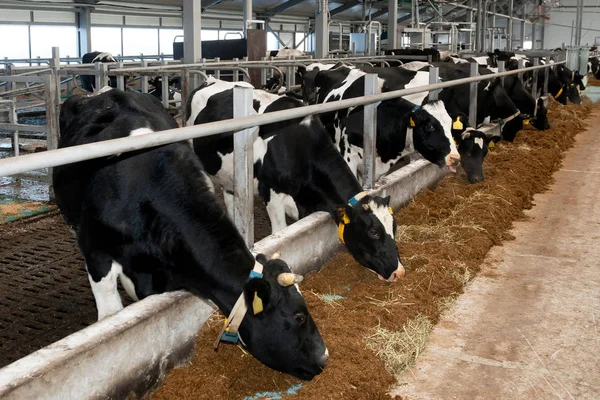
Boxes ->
[262,0,307,17]
[369,8,389,19]
[201,0,221,11]
[330,0,361,17]
[398,6,427,23]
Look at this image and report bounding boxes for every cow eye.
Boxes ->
[368,229,380,240]
[425,123,435,132]
[294,313,306,325]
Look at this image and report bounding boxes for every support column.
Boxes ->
[76,7,92,57]
[532,22,537,50]
[243,0,252,38]
[388,0,398,49]
[476,0,483,51]
[315,0,329,59]
[508,0,514,50]
[520,6,526,49]
[183,0,202,89]
[183,0,202,64]
[576,0,584,45]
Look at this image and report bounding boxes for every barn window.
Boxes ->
[91,27,123,56]
[159,28,183,57]
[0,24,29,60]
[123,28,159,56]
[30,25,77,59]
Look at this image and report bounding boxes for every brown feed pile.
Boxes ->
[152,98,594,400]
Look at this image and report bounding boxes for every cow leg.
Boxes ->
[266,189,289,233]
[86,256,124,321]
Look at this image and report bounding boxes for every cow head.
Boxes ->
[298,62,347,104]
[457,129,491,183]
[531,98,550,130]
[410,101,460,172]
[238,254,327,380]
[336,195,405,282]
[483,78,524,142]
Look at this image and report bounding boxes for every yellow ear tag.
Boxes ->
[252,292,263,315]
[388,206,394,215]
[338,223,346,244]
[488,141,495,148]
[409,117,415,127]
[452,117,464,130]
[523,119,531,125]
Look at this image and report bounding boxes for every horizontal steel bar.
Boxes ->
[0,76,44,83]
[0,123,47,132]
[0,62,563,178]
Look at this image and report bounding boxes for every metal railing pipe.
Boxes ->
[0,62,565,178]
[233,87,255,247]
[469,63,478,129]
[363,74,379,189]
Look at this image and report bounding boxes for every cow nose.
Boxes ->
[387,262,406,282]
[450,155,460,166]
[469,174,484,184]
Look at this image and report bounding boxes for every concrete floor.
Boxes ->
[392,111,600,400]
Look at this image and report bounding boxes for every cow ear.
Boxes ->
[244,278,271,315]
[297,66,306,79]
[255,254,268,266]
[382,196,391,207]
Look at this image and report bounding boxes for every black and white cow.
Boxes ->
[449,114,493,183]
[149,76,182,105]
[399,62,525,142]
[300,63,460,181]
[588,57,600,79]
[53,88,328,380]
[476,64,551,131]
[186,78,405,282]
[80,51,117,92]
[485,52,584,104]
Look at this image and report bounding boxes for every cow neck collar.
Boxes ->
[495,110,521,128]
[555,85,564,99]
[214,261,264,350]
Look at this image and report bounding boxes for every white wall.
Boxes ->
[543,0,600,48]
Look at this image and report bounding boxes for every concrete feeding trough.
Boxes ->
[0,159,445,400]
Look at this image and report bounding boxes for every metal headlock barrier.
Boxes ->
[0,58,565,247]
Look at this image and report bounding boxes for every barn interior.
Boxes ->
[1,1,599,399]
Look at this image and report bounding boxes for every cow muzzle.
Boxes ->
[445,154,461,173]
[378,262,406,282]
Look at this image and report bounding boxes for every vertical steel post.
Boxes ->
[243,0,252,38]
[116,62,125,90]
[233,58,239,82]
[508,0,514,50]
[531,57,539,98]
[51,47,61,104]
[141,60,149,93]
[543,62,549,96]
[95,63,107,90]
[44,72,60,202]
[498,60,505,87]
[215,57,221,80]
[181,68,191,119]
[429,67,439,101]
[183,0,202,89]
[260,56,267,86]
[518,58,525,83]
[363,74,379,189]
[469,63,478,129]
[531,22,537,50]
[233,87,255,247]
[9,102,19,157]
[520,6,526,49]
[287,56,294,91]
[315,0,329,58]
[388,0,398,49]
[161,60,169,108]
